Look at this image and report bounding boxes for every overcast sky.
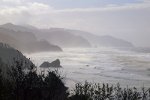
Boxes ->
[0,0,150,47]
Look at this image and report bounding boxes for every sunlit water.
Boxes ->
[25,47,150,88]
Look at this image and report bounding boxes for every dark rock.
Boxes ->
[86,65,89,67]
[0,43,35,79]
[50,59,61,68]
[40,59,62,68]
[39,61,51,68]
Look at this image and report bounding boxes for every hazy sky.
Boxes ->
[0,0,150,47]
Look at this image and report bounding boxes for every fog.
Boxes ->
[0,0,150,47]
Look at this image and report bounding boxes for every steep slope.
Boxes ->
[38,28,91,48]
[0,31,19,47]
[0,23,62,53]
[28,26,132,48]
[0,23,34,32]
[0,43,35,77]
[0,43,33,65]
[1,23,91,48]
[68,30,134,47]
[0,23,133,48]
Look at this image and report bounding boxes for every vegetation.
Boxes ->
[69,81,150,100]
[0,59,150,100]
[0,60,68,100]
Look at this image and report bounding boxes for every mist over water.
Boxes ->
[26,47,150,88]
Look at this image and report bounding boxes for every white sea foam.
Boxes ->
[25,47,150,88]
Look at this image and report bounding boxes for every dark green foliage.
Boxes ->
[1,59,150,100]
[69,82,150,100]
[0,69,2,97]
[0,60,68,100]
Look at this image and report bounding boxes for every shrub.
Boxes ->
[69,82,150,100]
[0,60,69,100]
[1,59,150,100]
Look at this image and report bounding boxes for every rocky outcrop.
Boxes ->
[0,43,34,67]
[40,59,62,68]
[68,30,134,48]
[50,59,61,67]
[39,61,51,68]
[0,43,35,78]
[0,23,62,53]
[35,28,91,48]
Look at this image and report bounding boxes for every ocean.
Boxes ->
[26,47,150,88]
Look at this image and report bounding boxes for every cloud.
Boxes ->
[1,0,21,3]
[143,0,150,2]
[0,0,150,15]
[0,2,52,14]
[0,1,54,24]
[53,2,150,13]
[0,0,22,6]
[0,0,150,47]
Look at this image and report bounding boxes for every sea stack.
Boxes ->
[40,59,62,68]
